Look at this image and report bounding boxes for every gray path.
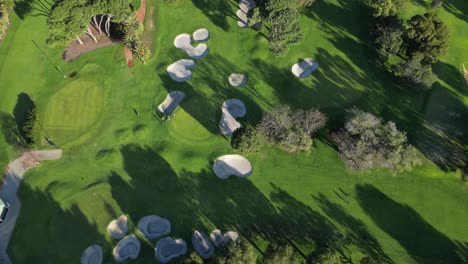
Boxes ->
[0,150,62,264]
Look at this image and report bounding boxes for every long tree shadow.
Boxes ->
[433,62,468,97]
[14,0,52,19]
[313,193,393,263]
[0,112,26,149]
[356,184,468,264]
[9,184,107,263]
[191,0,238,31]
[443,0,468,23]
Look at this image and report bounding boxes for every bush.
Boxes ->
[231,126,263,154]
[264,243,303,264]
[370,15,405,56]
[392,52,435,89]
[214,240,257,264]
[332,108,421,172]
[173,251,203,264]
[257,105,326,153]
[22,104,37,147]
[307,247,342,264]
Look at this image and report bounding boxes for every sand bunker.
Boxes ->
[219,99,246,136]
[213,155,253,179]
[155,237,188,263]
[193,28,210,42]
[192,231,215,259]
[81,244,103,264]
[237,0,256,28]
[174,34,208,60]
[210,230,240,247]
[292,58,319,78]
[137,215,171,240]
[229,74,247,88]
[158,91,185,115]
[107,215,128,240]
[167,59,195,82]
[113,235,140,263]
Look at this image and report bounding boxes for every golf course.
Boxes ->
[0,0,467,263]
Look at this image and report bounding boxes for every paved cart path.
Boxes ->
[0,150,62,264]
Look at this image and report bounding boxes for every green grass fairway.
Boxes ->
[43,79,105,145]
[0,0,467,263]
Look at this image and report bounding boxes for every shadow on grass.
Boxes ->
[191,0,238,31]
[357,184,468,264]
[443,0,468,23]
[433,61,468,97]
[14,0,52,19]
[9,184,107,263]
[0,112,26,149]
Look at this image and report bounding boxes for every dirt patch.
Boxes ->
[63,25,115,62]
[124,47,134,67]
[142,6,155,52]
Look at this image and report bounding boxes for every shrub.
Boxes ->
[231,126,263,154]
[257,105,326,153]
[22,104,37,147]
[370,15,405,56]
[332,108,421,172]
[264,243,303,264]
[214,240,257,264]
[307,247,342,264]
[392,52,435,89]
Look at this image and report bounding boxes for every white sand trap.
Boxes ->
[213,155,253,179]
[81,244,103,264]
[158,91,185,115]
[107,215,128,240]
[174,34,208,60]
[237,0,256,28]
[167,59,195,82]
[155,237,188,263]
[229,74,247,88]
[210,230,240,247]
[137,215,171,240]
[192,231,215,259]
[193,28,210,42]
[292,58,319,78]
[219,99,246,136]
[113,235,140,263]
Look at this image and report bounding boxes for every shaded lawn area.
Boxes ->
[1,0,467,263]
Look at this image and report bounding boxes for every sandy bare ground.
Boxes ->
[192,231,214,259]
[63,25,115,62]
[113,235,140,262]
[158,91,185,115]
[212,154,253,179]
[107,215,128,239]
[81,244,103,264]
[154,237,187,263]
[167,59,196,82]
[210,229,239,247]
[219,99,246,136]
[292,58,319,78]
[0,150,63,264]
[137,215,171,239]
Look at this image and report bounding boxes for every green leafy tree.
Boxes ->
[368,0,396,17]
[247,7,263,31]
[124,17,143,36]
[173,251,203,264]
[332,108,421,172]
[132,41,151,64]
[308,248,342,264]
[231,126,263,154]
[371,15,405,56]
[266,0,304,55]
[264,243,303,264]
[405,13,450,63]
[21,103,37,147]
[392,52,435,89]
[214,240,257,264]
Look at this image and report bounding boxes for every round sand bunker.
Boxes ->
[192,230,215,259]
[137,215,171,240]
[174,34,208,60]
[155,237,188,263]
[292,58,319,78]
[113,235,140,263]
[213,154,253,179]
[210,229,240,247]
[193,28,210,42]
[107,215,128,240]
[81,244,103,264]
[229,74,247,88]
[167,59,195,82]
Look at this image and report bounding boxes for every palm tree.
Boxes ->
[122,33,138,49]
[132,42,150,64]
[124,17,142,36]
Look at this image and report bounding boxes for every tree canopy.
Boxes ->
[405,13,450,64]
[371,15,405,56]
[214,240,257,264]
[392,52,435,89]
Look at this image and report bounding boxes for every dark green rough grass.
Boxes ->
[0,0,467,263]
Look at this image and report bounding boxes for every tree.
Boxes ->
[132,41,151,64]
[173,251,203,264]
[257,105,326,153]
[231,126,263,154]
[371,15,405,56]
[296,0,315,8]
[332,108,421,172]
[264,243,303,264]
[368,0,396,17]
[124,17,143,36]
[392,52,435,89]
[266,0,305,55]
[214,240,257,264]
[247,7,263,31]
[21,102,37,147]
[430,0,443,9]
[405,13,450,64]
[308,247,342,264]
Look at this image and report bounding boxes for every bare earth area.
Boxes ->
[63,25,115,62]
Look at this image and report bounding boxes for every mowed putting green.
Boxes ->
[43,79,104,145]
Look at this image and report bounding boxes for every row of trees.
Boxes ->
[122,17,151,64]
[0,0,13,40]
[233,105,420,172]
[369,0,450,89]
[247,0,314,55]
[47,0,132,46]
